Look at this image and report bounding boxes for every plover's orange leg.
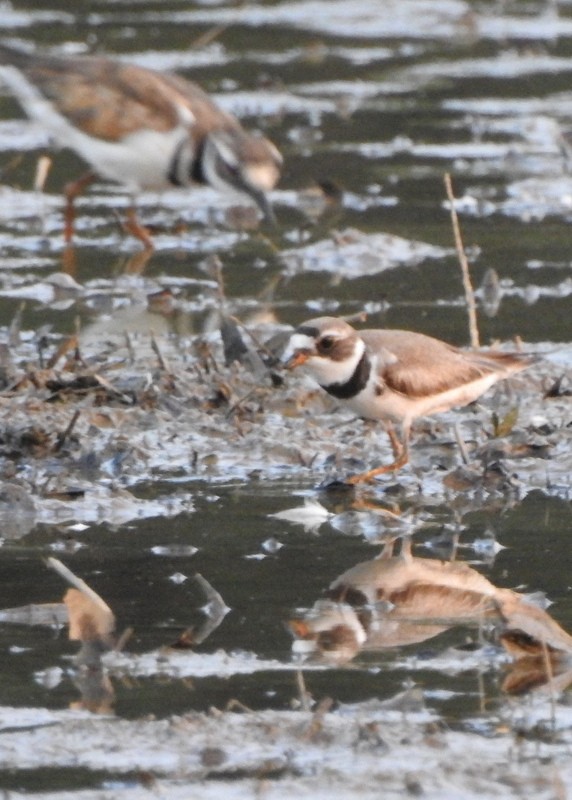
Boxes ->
[123,206,155,252]
[64,170,96,243]
[346,431,410,485]
[385,421,405,460]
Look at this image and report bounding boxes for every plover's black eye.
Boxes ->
[318,335,335,353]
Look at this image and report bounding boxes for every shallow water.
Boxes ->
[0,0,571,795]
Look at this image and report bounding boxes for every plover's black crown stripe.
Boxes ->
[323,350,371,400]
[297,325,320,339]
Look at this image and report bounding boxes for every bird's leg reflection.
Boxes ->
[122,205,155,251]
[122,247,155,275]
[63,170,96,244]
[61,243,77,277]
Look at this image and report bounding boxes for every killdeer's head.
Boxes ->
[283,316,366,388]
[201,128,282,223]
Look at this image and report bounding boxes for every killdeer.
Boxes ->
[0,43,282,248]
[284,316,537,483]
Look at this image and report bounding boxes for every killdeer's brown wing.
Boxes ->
[20,54,224,141]
[362,329,530,400]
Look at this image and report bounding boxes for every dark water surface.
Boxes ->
[0,0,571,793]
[0,487,571,720]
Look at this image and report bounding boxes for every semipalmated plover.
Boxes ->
[284,316,537,483]
[0,43,282,247]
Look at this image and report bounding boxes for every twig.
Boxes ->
[74,315,84,365]
[541,637,557,733]
[150,330,170,373]
[92,372,133,404]
[453,421,471,465]
[295,670,312,713]
[226,698,253,713]
[114,626,133,653]
[8,302,25,348]
[206,255,226,308]
[124,330,135,365]
[228,315,276,364]
[34,155,52,192]
[190,24,229,50]
[444,173,480,348]
[225,386,262,418]
[343,310,368,326]
[54,408,81,452]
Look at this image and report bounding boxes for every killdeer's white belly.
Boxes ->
[0,65,189,191]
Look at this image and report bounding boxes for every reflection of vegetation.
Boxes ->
[20,559,232,713]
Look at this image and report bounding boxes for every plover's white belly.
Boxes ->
[344,381,416,424]
[345,370,505,426]
[74,127,188,190]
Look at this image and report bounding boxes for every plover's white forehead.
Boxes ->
[289,331,316,350]
[281,331,314,364]
[244,162,280,191]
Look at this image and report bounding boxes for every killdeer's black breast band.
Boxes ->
[323,351,371,400]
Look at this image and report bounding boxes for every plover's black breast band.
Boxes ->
[191,139,205,184]
[167,138,188,187]
[323,351,371,400]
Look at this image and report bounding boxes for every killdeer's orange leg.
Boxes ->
[64,170,96,243]
[123,206,155,252]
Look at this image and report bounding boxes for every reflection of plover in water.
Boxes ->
[284,316,537,484]
[289,539,572,666]
[0,43,282,247]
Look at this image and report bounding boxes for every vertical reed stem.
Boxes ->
[444,173,480,348]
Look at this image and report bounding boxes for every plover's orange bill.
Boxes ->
[284,316,537,484]
[0,43,282,248]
